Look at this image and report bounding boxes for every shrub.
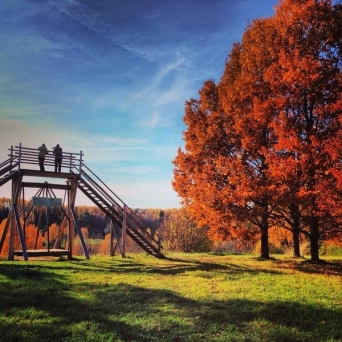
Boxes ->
[321,242,342,256]
[254,241,285,255]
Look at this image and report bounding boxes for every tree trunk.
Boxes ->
[260,208,269,259]
[290,204,301,257]
[309,215,320,263]
[260,227,269,258]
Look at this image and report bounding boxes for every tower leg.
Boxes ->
[68,179,90,259]
[71,207,90,259]
[0,217,10,255]
[8,209,15,261]
[8,175,27,260]
[122,204,127,258]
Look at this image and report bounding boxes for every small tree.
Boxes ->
[161,208,212,253]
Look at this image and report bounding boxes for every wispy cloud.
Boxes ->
[0,0,277,208]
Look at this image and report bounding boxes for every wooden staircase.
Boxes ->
[76,164,164,258]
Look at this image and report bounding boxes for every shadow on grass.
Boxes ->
[292,259,342,276]
[24,256,283,278]
[0,264,341,341]
[158,256,283,277]
[3,253,342,280]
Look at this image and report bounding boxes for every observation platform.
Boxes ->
[0,144,164,261]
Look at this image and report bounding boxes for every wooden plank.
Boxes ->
[22,182,71,190]
[20,169,80,179]
[13,249,70,257]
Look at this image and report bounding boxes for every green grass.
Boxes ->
[0,253,342,342]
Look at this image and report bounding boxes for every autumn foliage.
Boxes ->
[172,0,342,261]
[0,219,49,256]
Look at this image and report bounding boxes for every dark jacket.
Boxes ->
[53,145,63,160]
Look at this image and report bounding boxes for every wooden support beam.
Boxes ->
[8,175,23,260]
[8,209,15,260]
[122,204,127,258]
[67,181,73,258]
[18,169,80,180]
[0,216,10,254]
[13,206,28,261]
[71,179,90,259]
[71,207,90,259]
[110,221,115,256]
[21,182,71,190]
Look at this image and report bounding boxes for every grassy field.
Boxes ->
[0,253,341,342]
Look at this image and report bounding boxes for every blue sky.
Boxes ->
[0,0,277,208]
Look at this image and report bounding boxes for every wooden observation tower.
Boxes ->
[0,144,163,260]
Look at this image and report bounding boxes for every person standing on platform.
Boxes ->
[38,143,48,171]
[53,144,63,172]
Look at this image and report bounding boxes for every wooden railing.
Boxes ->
[7,143,83,174]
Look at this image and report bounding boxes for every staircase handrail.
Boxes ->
[0,157,19,174]
[75,162,162,245]
[75,164,124,211]
[79,174,161,251]
[76,162,138,219]
[0,156,17,169]
[0,150,19,182]
[78,170,162,250]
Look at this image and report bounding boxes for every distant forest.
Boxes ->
[1,197,341,255]
[0,197,211,253]
[0,198,160,238]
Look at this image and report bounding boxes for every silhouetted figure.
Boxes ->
[53,144,63,172]
[38,144,48,171]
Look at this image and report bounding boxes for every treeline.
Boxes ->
[0,198,211,253]
[1,197,341,255]
[0,199,110,239]
[172,0,342,262]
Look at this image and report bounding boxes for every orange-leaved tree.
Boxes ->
[173,0,342,262]
[266,0,342,262]
[173,17,279,259]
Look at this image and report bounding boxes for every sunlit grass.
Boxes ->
[0,253,341,341]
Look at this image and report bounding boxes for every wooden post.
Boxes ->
[110,220,114,256]
[0,216,10,254]
[67,180,73,258]
[71,207,90,259]
[69,178,90,259]
[13,206,28,261]
[79,150,83,174]
[46,205,50,253]
[122,204,127,258]
[8,207,15,261]
[109,205,117,257]
[8,175,26,260]
[10,145,13,168]
[18,143,22,173]
[22,186,26,240]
